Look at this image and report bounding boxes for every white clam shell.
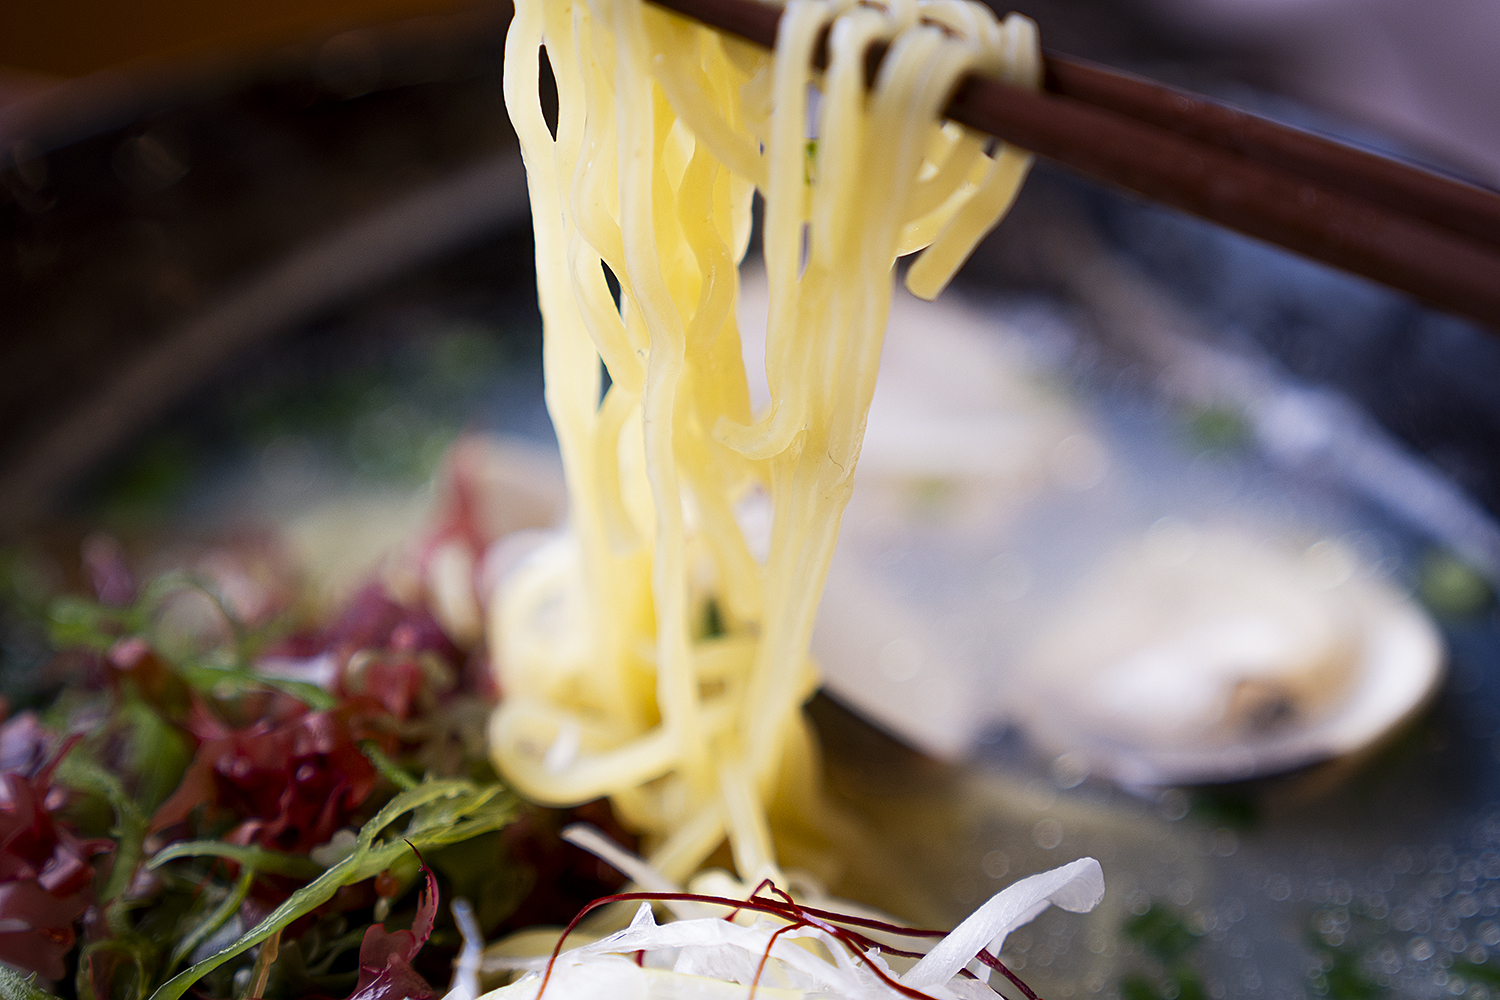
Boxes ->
[1016,528,1445,785]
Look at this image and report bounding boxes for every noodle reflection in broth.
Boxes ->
[491,0,1040,884]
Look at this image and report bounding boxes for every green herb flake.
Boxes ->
[1124,904,1201,966]
[1417,549,1493,619]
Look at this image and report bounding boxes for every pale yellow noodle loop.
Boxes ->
[496,0,1039,882]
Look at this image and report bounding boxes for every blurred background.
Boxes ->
[4,0,1497,179]
[0,0,476,82]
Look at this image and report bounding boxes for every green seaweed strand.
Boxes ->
[145,779,514,1000]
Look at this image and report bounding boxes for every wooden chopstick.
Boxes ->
[643,0,1500,328]
[1042,55,1500,249]
[943,66,1500,327]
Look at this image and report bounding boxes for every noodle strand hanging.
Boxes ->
[492,0,1041,884]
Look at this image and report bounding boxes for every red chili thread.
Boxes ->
[724,878,779,922]
[533,885,1042,1000]
[738,883,1030,994]
[973,946,1044,1000]
[752,893,1036,992]
[747,918,806,1000]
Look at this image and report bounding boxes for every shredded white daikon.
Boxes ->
[477,857,1103,1000]
[442,899,486,1000]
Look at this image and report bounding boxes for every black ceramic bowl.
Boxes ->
[5,7,1500,998]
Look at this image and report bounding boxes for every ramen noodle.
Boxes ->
[492,0,1041,884]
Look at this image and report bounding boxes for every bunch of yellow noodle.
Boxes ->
[491,0,1041,885]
